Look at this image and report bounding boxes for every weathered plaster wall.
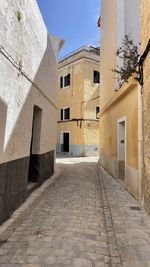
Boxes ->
[116,0,140,80]
[100,0,140,199]
[83,58,99,148]
[57,59,85,151]
[124,0,140,45]
[100,0,116,107]
[100,80,139,199]
[141,0,150,215]
[0,0,58,163]
[57,49,100,156]
[0,0,60,223]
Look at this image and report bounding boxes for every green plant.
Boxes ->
[16,11,21,22]
[112,34,139,89]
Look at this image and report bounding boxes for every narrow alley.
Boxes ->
[1,1,150,266]
[0,157,150,267]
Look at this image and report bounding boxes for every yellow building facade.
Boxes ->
[57,46,100,156]
[141,0,150,214]
[99,0,141,200]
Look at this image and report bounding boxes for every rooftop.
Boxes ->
[59,45,100,63]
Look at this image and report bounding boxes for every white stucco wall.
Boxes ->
[124,0,140,45]
[116,0,125,49]
[115,0,140,87]
[0,0,60,163]
[116,0,140,48]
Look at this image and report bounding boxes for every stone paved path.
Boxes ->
[0,157,150,267]
[101,168,150,267]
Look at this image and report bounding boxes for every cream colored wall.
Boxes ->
[58,61,84,120]
[100,0,139,199]
[141,0,150,214]
[57,123,84,146]
[100,0,139,162]
[57,52,100,150]
[57,59,84,145]
[100,0,140,108]
[100,79,139,199]
[100,81,138,170]
[83,58,99,145]
[100,0,116,108]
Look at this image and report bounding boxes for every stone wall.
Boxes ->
[141,0,150,215]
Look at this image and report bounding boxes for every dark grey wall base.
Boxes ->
[0,157,29,224]
[28,150,54,183]
[0,150,54,224]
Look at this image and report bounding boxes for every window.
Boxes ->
[64,74,70,87]
[60,77,63,88]
[61,109,63,120]
[60,107,70,120]
[96,106,100,119]
[60,74,71,88]
[93,71,100,84]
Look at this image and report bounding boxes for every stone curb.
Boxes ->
[0,165,62,243]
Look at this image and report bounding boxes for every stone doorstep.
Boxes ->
[0,165,61,243]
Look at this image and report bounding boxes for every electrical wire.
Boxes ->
[0,45,57,109]
[81,95,99,104]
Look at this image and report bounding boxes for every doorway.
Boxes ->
[28,106,42,183]
[117,118,126,181]
[61,132,70,153]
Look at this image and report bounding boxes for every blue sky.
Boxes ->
[37,0,100,58]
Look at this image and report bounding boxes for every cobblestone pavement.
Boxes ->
[101,168,150,267]
[0,157,150,267]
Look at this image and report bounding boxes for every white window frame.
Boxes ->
[60,107,70,121]
[60,73,71,89]
[60,131,71,144]
[60,131,71,154]
[117,116,127,164]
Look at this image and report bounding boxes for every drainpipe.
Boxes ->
[138,83,144,204]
